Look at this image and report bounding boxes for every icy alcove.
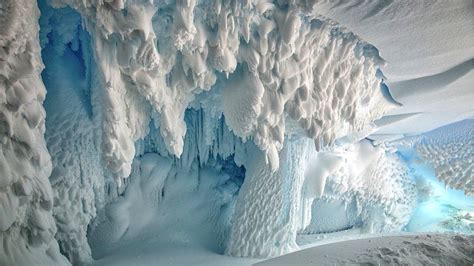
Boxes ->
[1,0,473,265]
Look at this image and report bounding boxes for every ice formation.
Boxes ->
[395,120,473,195]
[259,234,474,266]
[0,0,68,265]
[1,0,473,265]
[303,140,417,234]
[29,0,394,260]
[47,0,389,185]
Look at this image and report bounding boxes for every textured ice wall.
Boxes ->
[37,0,393,259]
[49,0,390,186]
[0,0,68,265]
[415,120,473,195]
[39,3,106,263]
[303,140,417,234]
[227,137,311,257]
[392,119,473,195]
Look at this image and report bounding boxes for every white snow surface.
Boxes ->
[258,234,474,266]
[50,0,391,184]
[390,119,474,195]
[312,0,474,134]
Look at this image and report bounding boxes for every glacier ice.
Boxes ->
[31,0,395,259]
[0,0,68,265]
[303,140,417,234]
[393,120,474,195]
[48,0,390,186]
[1,0,473,265]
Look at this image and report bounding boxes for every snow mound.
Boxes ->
[415,120,473,195]
[311,0,474,134]
[258,234,474,266]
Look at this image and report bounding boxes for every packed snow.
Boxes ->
[0,0,473,265]
[259,234,474,265]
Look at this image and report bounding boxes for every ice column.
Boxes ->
[227,137,311,257]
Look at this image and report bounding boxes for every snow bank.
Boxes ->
[258,234,474,266]
[0,0,68,265]
[414,120,473,195]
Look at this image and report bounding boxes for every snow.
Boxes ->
[49,0,392,185]
[87,152,251,265]
[227,138,311,257]
[0,0,68,265]
[1,0,473,265]
[311,0,474,135]
[30,0,400,259]
[392,119,474,195]
[303,140,416,234]
[258,234,474,266]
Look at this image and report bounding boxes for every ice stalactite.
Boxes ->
[0,0,68,265]
[87,109,248,258]
[49,0,390,185]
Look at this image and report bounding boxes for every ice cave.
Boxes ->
[0,0,473,265]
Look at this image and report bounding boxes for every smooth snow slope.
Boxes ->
[312,0,474,135]
[258,234,474,266]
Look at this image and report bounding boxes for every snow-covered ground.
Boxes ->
[259,234,474,265]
